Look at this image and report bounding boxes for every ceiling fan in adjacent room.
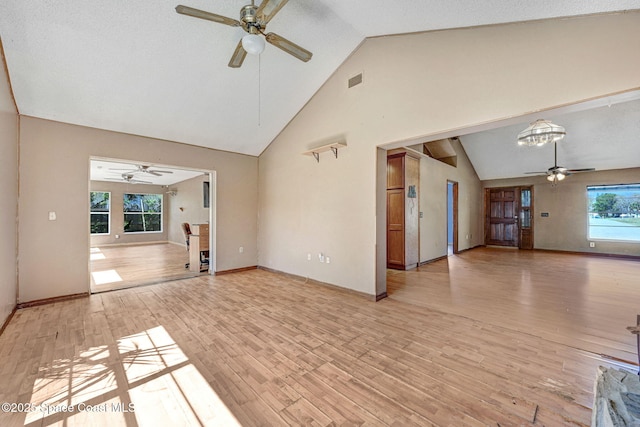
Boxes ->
[106,173,153,184]
[525,142,595,184]
[175,0,312,68]
[108,165,174,177]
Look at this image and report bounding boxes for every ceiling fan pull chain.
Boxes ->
[258,53,261,127]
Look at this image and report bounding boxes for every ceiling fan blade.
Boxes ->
[228,40,247,68]
[265,32,312,62]
[256,0,289,24]
[175,5,241,27]
[147,171,162,176]
[524,172,547,174]
[567,168,596,173]
[108,168,136,171]
[150,170,174,174]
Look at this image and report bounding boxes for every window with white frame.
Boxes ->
[587,184,640,242]
[90,191,110,235]
[123,193,163,233]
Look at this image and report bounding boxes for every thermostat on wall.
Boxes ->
[541,212,549,217]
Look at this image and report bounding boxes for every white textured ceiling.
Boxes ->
[1,0,639,160]
[460,96,640,180]
[90,159,205,186]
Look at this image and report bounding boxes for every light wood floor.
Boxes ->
[1,248,638,426]
[388,247,640,364]
[90,243,202,292]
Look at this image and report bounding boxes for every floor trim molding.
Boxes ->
[0,306,17,336]
[534,248,640,261]
[215,265,258,275]
[16,292,90,309]
[257,266,374,301]
[418,255,447,266]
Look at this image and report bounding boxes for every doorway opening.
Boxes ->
[447,181,458,255]
[88,157,215,293]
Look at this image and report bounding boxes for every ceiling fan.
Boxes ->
[525,142,595,183]
[106,173,153,184]
[108,165,174,177]
[175,0,312,68]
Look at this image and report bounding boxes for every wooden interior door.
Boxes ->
[387,189,405,268]
[485,188,519,247]
[519,187,533,249]
[387,153,405,268]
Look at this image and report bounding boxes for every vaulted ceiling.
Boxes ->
[1,1,639,178]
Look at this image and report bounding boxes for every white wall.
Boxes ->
[167,174,211,246]
[258,12,640,296]
[417,139,483,262]
[18,117,258,302]
[0,43,18,324]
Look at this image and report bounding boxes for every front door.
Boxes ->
[485,188,519,247]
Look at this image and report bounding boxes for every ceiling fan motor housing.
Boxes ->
[241,5,259,25]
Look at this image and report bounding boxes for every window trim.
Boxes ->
[90,191,111,235]
[587,183,640,243]
[123,192,164,234]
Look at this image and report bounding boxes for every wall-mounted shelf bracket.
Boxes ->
[303,142,347,163]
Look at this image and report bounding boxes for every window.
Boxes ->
[90,191,110,234]
[587,184,640,242]
[123,193,163,233]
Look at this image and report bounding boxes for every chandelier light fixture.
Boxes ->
[517,119,566,147]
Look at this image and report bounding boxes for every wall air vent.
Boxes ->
[348,73,363,88]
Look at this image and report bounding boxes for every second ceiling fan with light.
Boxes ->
[176,0,312,68]
[525,142,595,184]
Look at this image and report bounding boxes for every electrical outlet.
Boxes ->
[48,211,56,221]
[326,256,331,264]
[307,253,311,261]
[239,246,244,253]
[589,242,595,248]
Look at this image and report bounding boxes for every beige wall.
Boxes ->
[484,168,640,256]
[0,45,18,324]
[167,174,211,246]
[89,181,169,246]
[258,12,640,295]
[418,139,484,262]
[18,117,258,302]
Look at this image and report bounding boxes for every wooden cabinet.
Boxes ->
[386,152,419,270]
[189,224,209,272]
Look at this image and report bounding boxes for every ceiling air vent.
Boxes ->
[348,73,363,88]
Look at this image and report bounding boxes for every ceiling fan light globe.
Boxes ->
[556,173,566,181]
[242,34,265,55]
[547,174,555,182]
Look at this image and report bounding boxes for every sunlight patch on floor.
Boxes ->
[90,252,106,261]
[91,270,123,285]
[23,326,240,426]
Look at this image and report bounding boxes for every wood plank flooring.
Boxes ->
[388,247,640,363]
[90,243,202,292]
[1,247,638,426]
